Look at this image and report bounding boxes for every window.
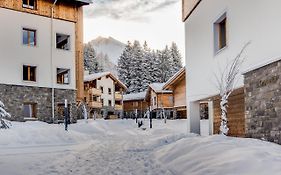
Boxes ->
[23,65,36,82]
[214,13,227,53]
[100,86,104,93]
[57,68,70,84]
[153,97,157,106]
[101,99,104,106]
[23,103,37,118]
[93,96,97,101]
[108,88,112,95]
[23,28,36,46]
[109,100,112,107]
[56,33,70,50]
[84,97,87,102]
[22,0,36,10]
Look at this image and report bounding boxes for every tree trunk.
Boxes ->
[220,94,229,135]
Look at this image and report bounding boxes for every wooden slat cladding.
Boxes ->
[182,0,201,21]
[157,93,174,108]
[123,100,149,112]
[0,0,77,22]
[213,88,245,137]
[75,6,84,101]
[173,76,186,107]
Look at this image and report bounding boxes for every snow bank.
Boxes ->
[155,135,281,175]
[0,121,89,148]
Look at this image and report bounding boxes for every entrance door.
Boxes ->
[199,102,209,136]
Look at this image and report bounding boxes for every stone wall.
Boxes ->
[0,84,77,123]
[244,60,281,144]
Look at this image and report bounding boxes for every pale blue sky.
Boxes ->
[83,0,185,60]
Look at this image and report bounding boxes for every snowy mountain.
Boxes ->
[89,36,126,65]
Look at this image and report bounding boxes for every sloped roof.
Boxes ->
[149,83,173,93]
[84,72,127,90]
[123,91,147,101]
[163,67,186,90]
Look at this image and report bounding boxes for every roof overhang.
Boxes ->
[59,0,92,6]
[182,0,202,22]
[163,68,186,90]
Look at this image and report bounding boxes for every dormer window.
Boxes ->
[22,0,37,10]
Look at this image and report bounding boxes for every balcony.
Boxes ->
[88,101,102,109]
[89,88,102,96]
[115,92,122,100]
[115,104,123,111]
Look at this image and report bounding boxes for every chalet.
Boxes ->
[123,91,149,119]
[183,0,281,142]
[145,83,173,119]
[0,0,91,123]
[84,72,127,119]
[163,67,186,119]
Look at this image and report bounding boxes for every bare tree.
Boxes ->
[0,100,11,129]
[215,43,250,135]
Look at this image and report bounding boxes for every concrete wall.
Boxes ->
[97,76,115,107]
[185,0,281,133]
[0,8,76,90]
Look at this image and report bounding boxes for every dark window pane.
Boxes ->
[56,34,70,50]
[23,30,28,45]
[30,31,35,46]
[23,66,28,81]
[22,0,28,6]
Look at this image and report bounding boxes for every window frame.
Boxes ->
[23,28,37,47]
[23,102,37,119]
[56,33,71,51]
[23,65,37,82]
[22,0,37,10]
[213,12,227,54]
[56,68,70,85]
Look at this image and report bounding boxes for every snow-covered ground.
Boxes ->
[0,119,281,175]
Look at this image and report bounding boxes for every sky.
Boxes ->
[83,0,185,62]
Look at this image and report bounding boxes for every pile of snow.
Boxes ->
[0,121,89,148]
[154,135,281,175]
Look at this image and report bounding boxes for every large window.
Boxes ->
[214,13,227,53]
[108,88,112,95]
[22,0,37,10]
[23,65,36,82]
[57,68,70,84]
[23,28,36,46]
[56,33,70,50]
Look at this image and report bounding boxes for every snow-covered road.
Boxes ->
[0,119,187,175]
[1,119,281,175]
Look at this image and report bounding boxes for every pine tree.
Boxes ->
[150,50,162,83]
[170,42,183,75]
[141,41,153,91]
[118,41,133,89]
[83,44,101,74]
[158,46,173,82]
[129,41,143,93]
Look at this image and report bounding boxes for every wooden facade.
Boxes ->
[0,0,88,102]
[163,68,187,119]
[182,0,201,21]
[123,100,149,113]
[212,88,245,137]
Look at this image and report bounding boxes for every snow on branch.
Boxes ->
[0,100,11,129]
[215,42,250,135]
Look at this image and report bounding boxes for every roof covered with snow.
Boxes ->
[149,83,172,93]
[84,72,127,90]
[84,72,111,82]
[123,91,147,101]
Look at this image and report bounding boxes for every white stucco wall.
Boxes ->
[97,76,115,107]
[0,8,76,89]
[185,0,281,133]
